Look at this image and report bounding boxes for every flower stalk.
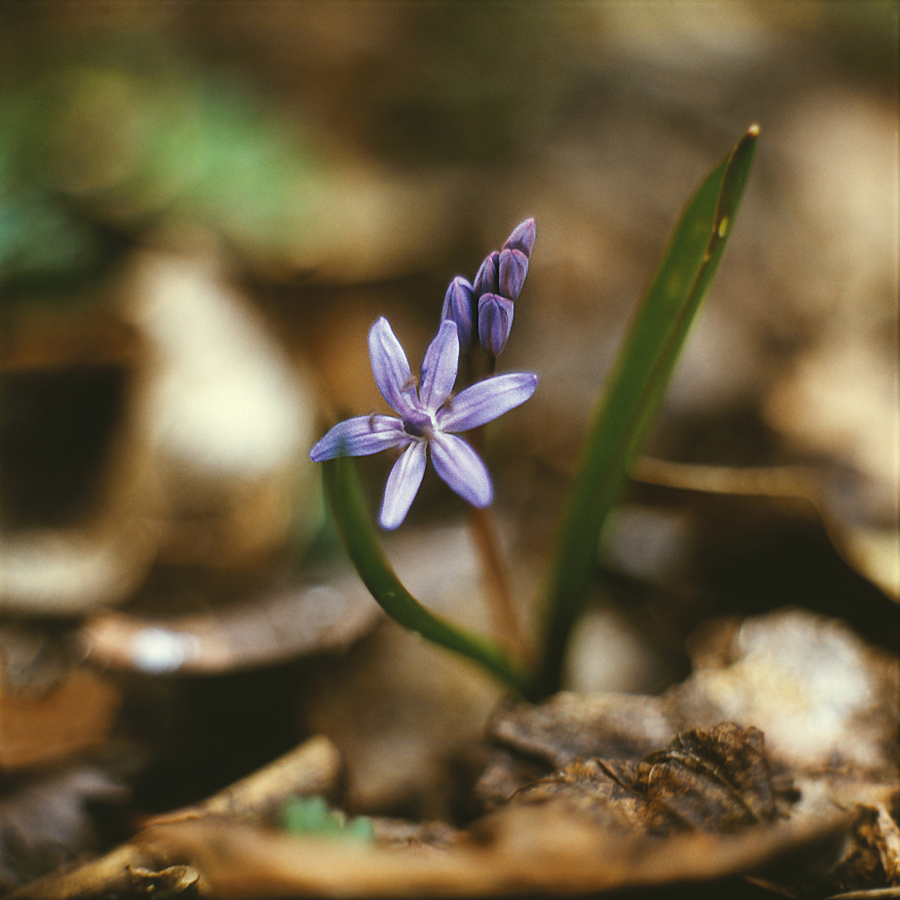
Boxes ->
[322,453,532,697]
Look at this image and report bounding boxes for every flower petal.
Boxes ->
[419,320,459,411]
[502,218,536,258]
[379,441,427,529]
[498,248,528,300]
[440,277,476,350]
[473,251,499,298]
[437,372,537,433]
[368,317,418,415]
[310,415,405,461]
[430,433,492,508]
[477,294,514,356]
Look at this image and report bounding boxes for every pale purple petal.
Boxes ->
[498,248,528,300]
[477,294,514,356]
[309,415,405,461]
[502,218,536,258]
[379,441,427,529]
[473,251,499,298]
[436,372,537,433]
[440,276,475,349]
[430,433,492,508]
[419,320,459,411]
[368,317,418,415]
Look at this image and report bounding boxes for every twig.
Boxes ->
[467,503,532,666]
[463,416,532,667]
[8,735,342,900]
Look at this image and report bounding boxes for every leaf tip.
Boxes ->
[747,123,761,138]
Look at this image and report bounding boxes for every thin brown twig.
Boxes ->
[465,416,532,667]
[467,502,533,666]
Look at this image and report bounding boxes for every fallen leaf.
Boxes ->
[126,801,850,898]
[79,573,381,675]
[0,670,120,771]
[509,723,787,836]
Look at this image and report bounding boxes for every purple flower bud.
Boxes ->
[498,248,528,300]
[473,251,499,298]
[441,276,476,349]
[478,293,515,356]
[502,218,536,258]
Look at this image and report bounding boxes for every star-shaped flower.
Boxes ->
[310,317,538,529]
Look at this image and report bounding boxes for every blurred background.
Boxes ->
[0,0,897,887]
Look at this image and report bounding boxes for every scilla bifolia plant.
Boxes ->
[311,127,759,701]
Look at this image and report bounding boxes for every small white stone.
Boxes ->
[131,627,198,674]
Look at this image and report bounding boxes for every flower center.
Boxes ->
[403,409,434,439]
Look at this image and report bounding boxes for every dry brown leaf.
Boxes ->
[670,610,899,777]
[512,722,797,841]
[479,609,899,895]
[485,610,898,793]
[128,802,850,898]
[0,670,120,771]
[3,726,865,899]
[8,735,342,900]
[79,574,381,675]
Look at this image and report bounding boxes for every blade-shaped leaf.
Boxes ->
[322,455,529,696]
[537,127,759,696]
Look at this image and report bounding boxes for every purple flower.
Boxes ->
[441,276,476,349]
[473,248,528,301]
[478,294,515,356]
[310,317,538,529]
[503,217,536,258]
[468,219,536,356]
[498,247,528,300]
[473,251,500,299]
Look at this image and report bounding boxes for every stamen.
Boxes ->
[403,409,433,438]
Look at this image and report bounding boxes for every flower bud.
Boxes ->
[473,251,499,298]
[498,248,528,300]
[477,294,514,356]
[441,276,476,349]
[502,218,536,258]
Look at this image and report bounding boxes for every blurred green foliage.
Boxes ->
[279,795,374,843]
[1,41,319,304]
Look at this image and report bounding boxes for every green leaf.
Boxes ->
[322,455,530,697]
[536,126,759,696]
[280,795,374,843]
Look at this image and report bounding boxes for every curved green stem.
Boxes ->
[323,455,532,698]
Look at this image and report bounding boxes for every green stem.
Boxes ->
[323,455,532,697]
